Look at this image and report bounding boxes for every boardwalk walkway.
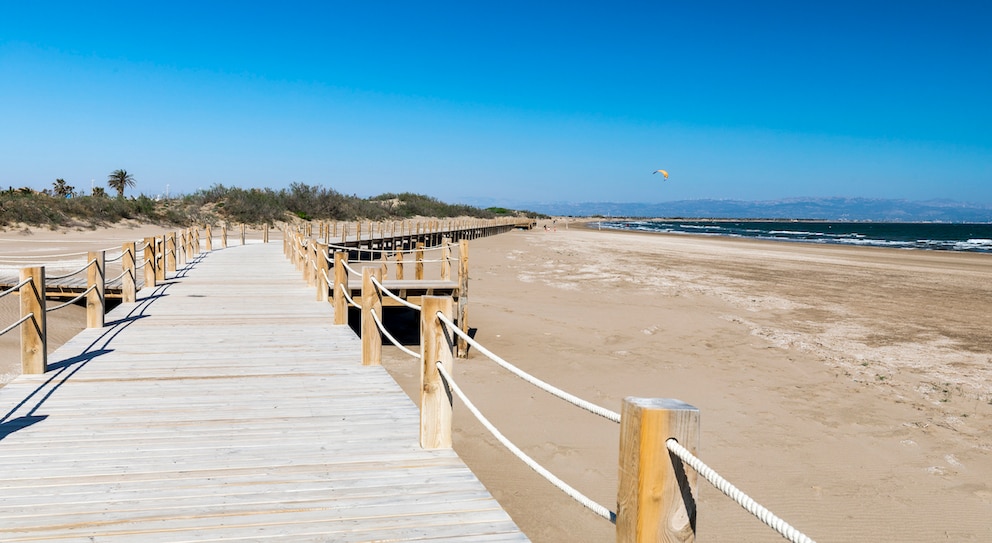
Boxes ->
[0,243,527,542]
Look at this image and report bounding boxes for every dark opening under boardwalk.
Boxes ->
[0,242,528,542]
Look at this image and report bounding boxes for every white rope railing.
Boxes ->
[105,250,126,263]
[666,439,816,543]
[435,361,616,523]
[341,260,362,278]
[0,278,31,300]
[325,241,450,254]
[0,314,31,338]
[370,309,420,358]
[435,311,621,424]
[107,269,129,284]
[338,282,362,309]
[46,285,97,313]
[370,276,421,310]
[46,258,96,281]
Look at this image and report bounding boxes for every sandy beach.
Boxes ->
[4,221,991,541]
[380,222,992,542]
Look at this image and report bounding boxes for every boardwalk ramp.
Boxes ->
[0,243,527,542]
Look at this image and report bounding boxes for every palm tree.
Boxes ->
[52,178,75,198]
[107,169,136,198]
[92,187,107,198]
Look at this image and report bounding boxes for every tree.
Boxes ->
[91,186,107,198]
[53,178,75,198]
[107,169,136,198]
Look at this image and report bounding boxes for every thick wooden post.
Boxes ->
[415,243,425,280]
[441,237,452,281]
[361,266,383,366]
[19,266,47,374]
[166,232,177,273]
[420,296,454,449]
[143,237,156,288]
[457,240,469,357]
[333,252,348,325]
[395,250,405,280]
[316,242,329,302]
[122,242,136,303]
[222,225,228,248]
[241,224,246,245]
[205,224,213,251]
[86,251,105,328]
[155,237,166,282]
[263,223,270,243]
[617,398,700,543]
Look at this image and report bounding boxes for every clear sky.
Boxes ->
[2,1,990,206]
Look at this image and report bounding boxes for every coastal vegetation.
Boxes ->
[0,182,540,229]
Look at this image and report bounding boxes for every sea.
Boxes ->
[593,220,992,254]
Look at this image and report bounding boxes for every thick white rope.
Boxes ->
[435,311,621,424]
[46,258,97,280]
[341,260,361,277]
[46,285,97,313]
[107,269,129,283]
[370,309,420,358]
[435,362,616,523]
[665,439,816,543]
[338,282,362,309]
[0,314,32,337]
[325,241,450,254]
[0,278,32,300]
[370,276,422,310]
[105,250,126,263]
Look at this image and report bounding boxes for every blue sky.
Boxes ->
[2,1,990,206]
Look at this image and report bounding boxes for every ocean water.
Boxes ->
[594,220,992,253]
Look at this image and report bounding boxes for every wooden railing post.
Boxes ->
[86,251,105,328]
[440,237,452,281]
[420,296,454,449]
[122,242,136,303]
[395,250,404,280]
[205,224,213,251]
[361,266,383,366]
[222,225,228,248]
[457,239,469,358]
[155,237,166,282]
[19,266,47,374]
[143,237,156,288]
[333,252,348,325]
[316,242,329,302]
[415,242,425,280]
[263,223,270,243]
[617,398,700,543]
[166,232,177,273]
[241,223,246,245]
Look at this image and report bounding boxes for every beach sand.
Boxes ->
[380,222,992,542]
[4,221,991,541]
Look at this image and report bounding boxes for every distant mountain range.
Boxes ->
[472,197,992,222]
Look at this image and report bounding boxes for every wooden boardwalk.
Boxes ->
[0,243,528,542]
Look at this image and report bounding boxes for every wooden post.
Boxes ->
[222,225,228,248]
[263,223,270,243]
[361,266,383,366]
[166,232,177,273]
[617,398,700,543]
[420,296,454,449]
[122,242,136,303]
[19,266,47,374]
[457,240,469,357]
[143,237,156,288]
[205,224,213,251]
[316,242,329,302]
[333,252,348,325]
[395,250,404,280]
[441,237,452,281]
[415,242,425,280]
[86,251,105,329]
[155,237,166,282]
[241,223,246,245]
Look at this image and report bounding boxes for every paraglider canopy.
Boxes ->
[653,169,669,179]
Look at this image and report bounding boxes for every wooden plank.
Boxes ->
[0,243,527,542]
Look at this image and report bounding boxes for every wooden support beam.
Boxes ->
[19,266,47,374]
[86,251,105,329]
[333,252,348,325]
[457,240,469,358]
[361,266,383,366]
[122,242,136,303]
[420,296,454,449]
[617,398,700,543]
[143,237,156,289]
